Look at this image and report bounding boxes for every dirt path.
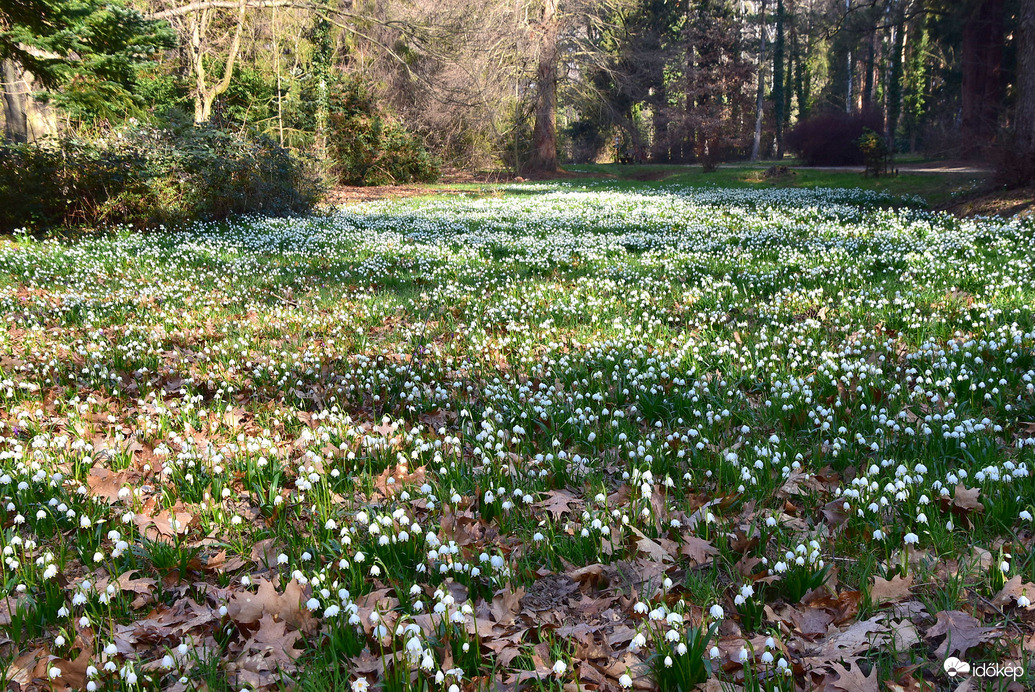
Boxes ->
[798,161,991,175]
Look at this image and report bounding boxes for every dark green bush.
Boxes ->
[786,108,884,166]
[857,128,891,177]
[0,124,322,232]
[326,80,439,186]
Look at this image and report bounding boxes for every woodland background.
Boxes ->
[1,0,1034,226]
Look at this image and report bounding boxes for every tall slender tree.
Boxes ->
[959,0,1006,153]
[750,0,766,161]
[886,0,906,146]
[1015,0,1035,175]
[773,0,785,156]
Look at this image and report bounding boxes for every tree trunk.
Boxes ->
[783,24,793,130]
[2,59,29,143]
[751,0,766,162]
[960,0,1005,155]
[886,1,905,146]
[1,60,57,143]
[528,0,559,173]
[902,13,928,152]
[773,0,785,157]
[683,5,696,164]
[793,26,807,120]
[1016,0,1035,161]
[189,0,248,123]
[652,82,668,162]
[862,26,875,112]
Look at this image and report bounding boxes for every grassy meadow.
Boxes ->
[1,177,1033,691]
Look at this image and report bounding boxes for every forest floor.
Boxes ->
[939,186,1035,219]
[2,180,1035,691]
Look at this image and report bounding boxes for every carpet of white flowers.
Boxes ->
[2,183,1035,691]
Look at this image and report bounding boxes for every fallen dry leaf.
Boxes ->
[925,610,998,659]
[951,485,984,513]
[869,573,913,605]
[992,575,1035,609]
[632,529,676,563]
[826,659,878,692]
[537,489,581,519]
[679,535,718,565]
[227,578,313,633]
[116,570,156,608]
[86,466,136,504]
[808,616,889,661]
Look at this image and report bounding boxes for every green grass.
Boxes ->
[565,161,984,205]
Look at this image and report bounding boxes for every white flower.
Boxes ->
[709,604,724,619]
[552,660,567,676]
[619,673,633,688]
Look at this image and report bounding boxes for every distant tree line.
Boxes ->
[1,0,1034,182]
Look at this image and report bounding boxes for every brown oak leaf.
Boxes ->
[952,485,984,513]
[992,575,1035,609]
[827,660,879,692]
[869,574,913,605]
[537,489,580,519]
[810,616,890,661]
[679,536,718,565]
[925,610,998,659]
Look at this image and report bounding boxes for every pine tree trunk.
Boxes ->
[862,29,875,111]
[960,0,1005,155]
[1016,0,1035,161]
[845,0,853,112]
[528,0,559,173]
